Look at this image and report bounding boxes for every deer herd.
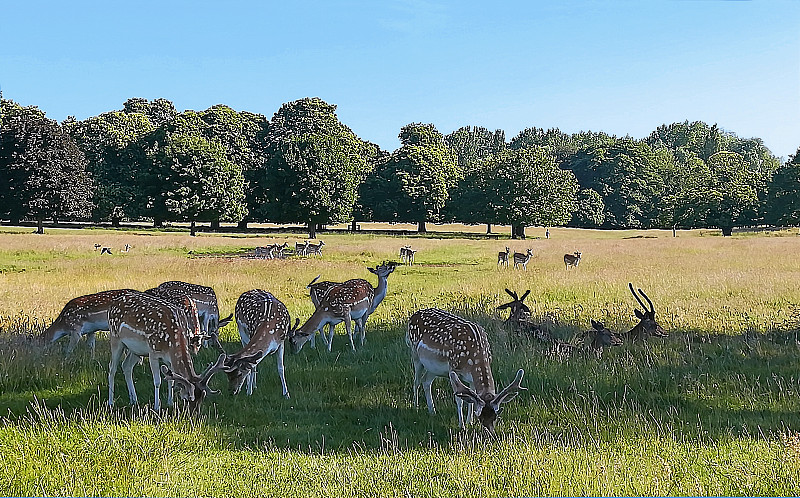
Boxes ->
[34,242,665,433]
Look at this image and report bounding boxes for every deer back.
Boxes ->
[40,288,133,343]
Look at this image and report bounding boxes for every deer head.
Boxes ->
[627,283,667,339]
[449,369,526,432]
[496,288,531,326]
[160,353,226,411]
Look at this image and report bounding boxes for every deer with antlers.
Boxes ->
[38,288,135,356]
[155,281,232,344]
[564,251,582,270]
[512,248,533,270]
[497,247,510,268]
[290,263,396,352]
[220,290,297,398]
[107,290,225,411]
[144,285,220,354]
[406,308,525,432]
[585,319,623,350]
[623,283,668,340]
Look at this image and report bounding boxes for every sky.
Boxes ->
[1,1,798,159]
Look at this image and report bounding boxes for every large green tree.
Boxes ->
[0,100,93,233]
[361,123,460,233]
[764,147,800,226]
[256,98,375,238]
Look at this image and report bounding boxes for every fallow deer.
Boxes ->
[512,248,533,270]
[107,290,225,411]
[290,263,396,352]
[497,247,510,268]
[156,281,232,342]
[399,245,411,264]
[221,289,297,398]
[144,286,210,353]
[496,289,531,330]
[564,251,582,269]
[100,247,112,255]
[585,319,623,350]
[623,283,668,340]
[295,241,310,257]
[406,308,525,432]
[399,246,416,265]
[307,240,325,257]
[305,274,341,349]
[38,288,135,356]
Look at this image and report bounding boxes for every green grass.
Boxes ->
[1,227,800,495]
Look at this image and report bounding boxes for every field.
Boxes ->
[1,225,800,496]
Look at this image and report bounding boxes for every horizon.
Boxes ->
[2,1,798,159]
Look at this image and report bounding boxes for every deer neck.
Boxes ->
[369,275,390,313]
[298,306,341,335]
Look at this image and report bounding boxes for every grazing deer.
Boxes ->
[221,290,297,398]
[585,319,623,350]
[290,263,396,352]
[512,248,533,270]
[406,308,525,431]
[564,251,581,269]
[107,290,225,411]
[305,274,341,349]
[307,240,325,257]
[623,283,668,340]
[38,289,136,356]
[100,247,112,255]
[497,247,510,268]
[144,286,210,353]
[155,281,232,342]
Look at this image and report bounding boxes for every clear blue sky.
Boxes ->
[2,1,798,158]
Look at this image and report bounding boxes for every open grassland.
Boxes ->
[1,226,800,496]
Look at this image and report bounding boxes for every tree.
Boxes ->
[0,100,92,233]
[764,147,800,226]
[361,123,460,233]
[484,147,578,238]
[256,98,375,238]
[571,189,605,228]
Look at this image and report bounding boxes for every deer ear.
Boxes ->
[367,267,377,274]
[591,319,599,329]
[634,309,645,319]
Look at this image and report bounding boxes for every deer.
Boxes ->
[106,290,225,411]
[623,283,668,340]
[497,247,510,268]
[496,289,531,329]
[144,286,213,354]
[122,244,131,253]
[585,319,623,350]
[38,288,136,356]
[289,263,396,352]
[100,247,112,255]
[220,290,298,398]
[406,308,526,432]
[512,248,533,270]
[155,281,232,345]
[295,241,310,257]
[399,245,411,264]
[564,251,582,269]
[305,274,342,349]
[307,240,325,257]
[405,247,417,265]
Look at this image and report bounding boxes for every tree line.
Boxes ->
[1,96,798,238]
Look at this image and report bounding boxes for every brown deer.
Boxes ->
[585,319,623,350]
[38,288,135,356]
[220,290,297,398]
[144,286,210,354]
[406,308,525,432]
[107,290,225,411]
[305,274,342,349]
[623,283,668,340]
[295,241,310,257]
[307,240,325,257]
[496,289,531,330]
[512,248,533,270]
[290,263,396,352]
[497,247,510,268]
[564,251,582,269]
[155,281,232,344]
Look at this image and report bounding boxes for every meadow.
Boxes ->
[1,224,800,496]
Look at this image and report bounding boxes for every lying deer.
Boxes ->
[623,283,668,340]
[406,308,525,432]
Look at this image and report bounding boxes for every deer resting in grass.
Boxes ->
[406,308,525,432]
[623,283,668,340]
[290,263,396,352]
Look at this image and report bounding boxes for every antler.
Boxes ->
[160,364,195,401]
[492,369,526,407]
[638,287,655,313]
[628,282,649,312]
[197,353,227,395]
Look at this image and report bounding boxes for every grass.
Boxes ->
[1,225,800,495]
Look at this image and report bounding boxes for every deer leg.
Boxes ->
[325,324,335,352]
[86,332,97,359]
[65,329,82,356]
[344,313,356,351]
[358,316,368,347]
[412,358,424,409]
[107,339,125,407]
[421,371,437,414]
[149,355,162,411]
[276,342,289,398]
[121,351,141,406]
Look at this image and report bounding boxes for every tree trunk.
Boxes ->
[154,218,164,228]
[351,219,358,231]
[210,220,221,231]
[721,226,733,237]
[111,217,121,228]
[512,223,526,239]
[190,220,197,237]
[486,223,492,234]
[418,220,427,233]
[36,217,44,235]
[308,220,317,239]
[238,220,249,230]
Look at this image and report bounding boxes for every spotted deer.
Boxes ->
[295,241,310,257]
[512,248,533,270]
[38,288,135,356]
[307,240,325,257]
[399,245,411,264]
[290,263,396,352]
[305,274,341,349]
[144,286,210,353]
[406,308,525,432]
[497,247,510,268]
[221,290,297,398]
[156,281,232,343]
[623,283,668,340]
[585,319,623,350]
[107,290,225,411]
[564,251,582,269]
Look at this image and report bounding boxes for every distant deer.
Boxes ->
[512,248,533,270]
[623,283,668,340]
[307,240,325,257]
[295,241,310,257]
[564,251,581,269]
[497,247,510,268]
[399,245,411,264]
[94,244,101,251]
[100,247,112,255]
[122,244,131,253]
